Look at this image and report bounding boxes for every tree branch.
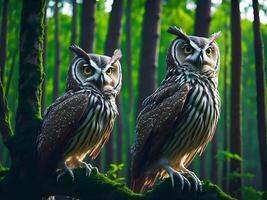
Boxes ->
[41,169,235,200]
[0,79,13,147]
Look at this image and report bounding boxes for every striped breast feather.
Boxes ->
[62,91,117,160]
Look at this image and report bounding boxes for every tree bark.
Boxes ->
[194,0,211,37]
[53,0,60,101]
[0,0,8,84]
[229,0,242,198]
[103,0,124,171]
[5,49,18,97]
[252,0,267,191]
[80,0,96,53]
[126,0,133,185]
[136,0,162,116]
[194,0,211,180]
[222,15,229,192]
[70,0,77,59]
[42,5,47,114]
[211,131,218,184]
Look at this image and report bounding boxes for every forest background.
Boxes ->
[0,0,266,199]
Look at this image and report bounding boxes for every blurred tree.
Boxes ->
[252,0,267,191]
[136,0,162,116]
[194,0,211,37]
[42,4,47,114]
[70,0,77,59]
[126,0,133,184]
[194,0,211,180]
[5,49,17,97]
[80,0,96,53]
[53,0,61,100]
[229,0,242,198]
[222,8,229,192]
[211,130,218,184]
[0,0,8,83]
[104,0,124,171]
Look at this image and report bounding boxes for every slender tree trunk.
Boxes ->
[194,0,211,37]
[104,0,124,171]
[136,0,162,116]
[229,0,242,198]
[194,0,211,180]
[80,0,96,53]
[126,0,133,185]
[70,0,77,59]
[53,0,60,101]
[0,0,8,84]
[5,49,17,97]
[222,16,229,192]
[211,130,218,184]
[42,5,47,114]
[252,0,267,191]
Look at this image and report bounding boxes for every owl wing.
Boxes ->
[37,91,90,175]
[131,83,191,190]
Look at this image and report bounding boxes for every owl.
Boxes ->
[37,45,122,181]
[131,26,221,192]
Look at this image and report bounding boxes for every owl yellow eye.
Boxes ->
[83,66,93,76]
[206,47,213,57]
[183,45,193,54]
[106,68,113,76]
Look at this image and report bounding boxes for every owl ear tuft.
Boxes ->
[167,26,190,42]
[110,49,122,64]
[69,44,90,61]
[209,31,221,43]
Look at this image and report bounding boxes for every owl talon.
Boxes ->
[182,171,202,192]
[164,165,193,191]
[56,165,74,182]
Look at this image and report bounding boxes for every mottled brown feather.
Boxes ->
[131,83,191,192]
[37,92,90,176]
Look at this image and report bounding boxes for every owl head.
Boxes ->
[66,45,122,96]
[166,26,221,77]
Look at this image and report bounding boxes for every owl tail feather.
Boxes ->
[131,178,146,193]
[131,174,158,193]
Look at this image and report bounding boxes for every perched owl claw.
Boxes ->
[56,163,74,182]
[80,161,99,176]
[182,171,202,192]
[164,165,191,191]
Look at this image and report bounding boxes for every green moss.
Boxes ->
[40,169,235,200]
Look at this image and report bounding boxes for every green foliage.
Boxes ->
[227,171,255,181]
[106,163,125,183]
[216,150,242,161]
[241,186,266,200]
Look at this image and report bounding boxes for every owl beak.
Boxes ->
[94,73,104,91]
[197,51,204,68]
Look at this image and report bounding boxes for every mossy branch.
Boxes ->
[41,169,236,200]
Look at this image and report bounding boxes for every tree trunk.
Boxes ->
[252,0,267,191]
[5,49,17,97]
[229,0,242,198]
[42,5,47,114]
[194,0,211,37]
[211,130,218,184]
[0,0,8,84]
[80,0,96,53]
[222,15,229,192]
[126,0,133,185]
[194,0,211,180]
[53,0,60,101]
[104,0,124,171]
[136,0,162,116]
[70,0,77,59]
